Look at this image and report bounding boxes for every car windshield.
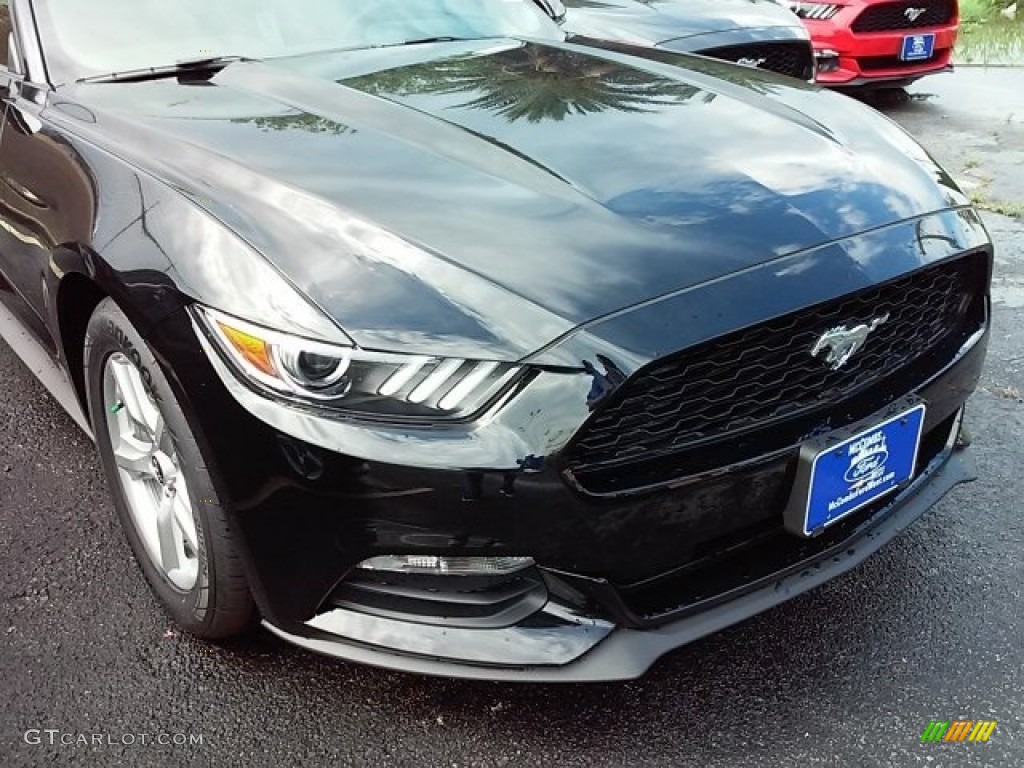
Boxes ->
[34,0,561,83]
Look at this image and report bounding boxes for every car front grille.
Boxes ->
[702,42,815,80]
[565,253,986,490]
[851,0,956,33]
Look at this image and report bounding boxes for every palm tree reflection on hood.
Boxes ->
[238,113,357,134]
[347,44,703,124]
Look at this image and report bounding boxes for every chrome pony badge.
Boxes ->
[810,314,889,370]
[736,56,768,68]
[904,7,927,21]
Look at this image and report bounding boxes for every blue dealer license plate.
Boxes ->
[901,33,935,62]
[802,404,926,536]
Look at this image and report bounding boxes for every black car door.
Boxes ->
[0,0,96,354]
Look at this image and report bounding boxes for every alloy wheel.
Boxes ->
[102,352,199,591]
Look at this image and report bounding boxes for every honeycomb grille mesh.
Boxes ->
[851,1,956,33]
[704,42,814,80]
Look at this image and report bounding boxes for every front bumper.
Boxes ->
[264,437,975,681]
[806,15,958,87]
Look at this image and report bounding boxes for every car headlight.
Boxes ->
[777,1,842,20]
[193,306,523,420]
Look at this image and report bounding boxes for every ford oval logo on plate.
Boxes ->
[843,445,889,486]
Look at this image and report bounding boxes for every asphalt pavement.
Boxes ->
[2,68,1023,767]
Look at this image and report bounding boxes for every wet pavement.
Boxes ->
[868,68,1024,208]
[2,69,1023,767]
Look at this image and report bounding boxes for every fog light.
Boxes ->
[815,49,841,74]
[355,555,534,575]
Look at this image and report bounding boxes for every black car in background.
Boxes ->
[551,0,815,80]
[0,0,990,680]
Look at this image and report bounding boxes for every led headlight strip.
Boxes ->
[785,2,842,20]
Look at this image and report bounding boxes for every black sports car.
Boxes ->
[553,0,816,80]
[0,0,991,681]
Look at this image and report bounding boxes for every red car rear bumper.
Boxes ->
[805,1,959,86]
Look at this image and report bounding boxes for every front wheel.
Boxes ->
[84,299,254,638]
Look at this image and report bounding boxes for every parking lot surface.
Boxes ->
[2,68,1022,767]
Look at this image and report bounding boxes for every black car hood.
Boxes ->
[57,40,965,360]
[562,0,805,46]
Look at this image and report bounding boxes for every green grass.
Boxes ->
[957,0,1024,65]
[970,190,1024,219]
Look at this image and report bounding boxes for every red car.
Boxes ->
[787,0,959,87]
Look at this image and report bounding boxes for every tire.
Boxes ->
[84,298,253,638]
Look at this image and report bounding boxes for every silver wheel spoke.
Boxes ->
[111,358,161,437]
[112,432,156,477]
[155,489,182,574]
[172,493,199,555]
[150,413,166,449]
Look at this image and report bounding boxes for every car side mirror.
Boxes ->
[533,0,567,22]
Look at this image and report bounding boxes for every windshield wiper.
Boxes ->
[78,56,248,84]
[378,36,469,48]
